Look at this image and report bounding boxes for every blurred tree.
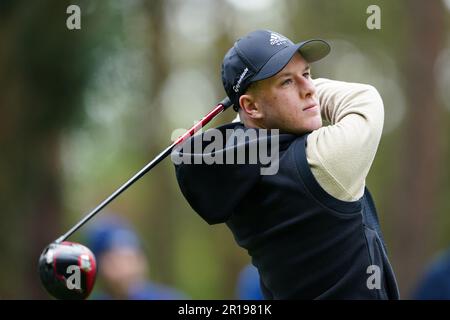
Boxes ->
[388,0,446,297]
[0,0,115,298]
[140,0,174,284]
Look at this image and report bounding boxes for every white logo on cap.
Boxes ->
[233,67,249,93]
[270,32,289,46]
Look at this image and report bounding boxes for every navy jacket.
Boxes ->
[173,122,400,299]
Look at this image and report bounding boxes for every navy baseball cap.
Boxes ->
[221,30,331,110]
[86,215,142,259]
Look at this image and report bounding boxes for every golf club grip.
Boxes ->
[220,97,232,110]
[173,97,232,145]
[55,97,231,243]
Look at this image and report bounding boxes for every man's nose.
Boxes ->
[299,78,316,99]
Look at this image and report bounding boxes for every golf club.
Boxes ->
[57,96,232,243]
[39,96,232,299]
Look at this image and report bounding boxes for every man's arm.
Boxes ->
[307,78,384,201]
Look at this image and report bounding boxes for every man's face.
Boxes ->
[99,247,148,298]
[244,53,322,135]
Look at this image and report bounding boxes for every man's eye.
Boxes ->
[303,72,311,78]
[282,79,293,85]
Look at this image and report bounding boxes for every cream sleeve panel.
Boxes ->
[307,78,384,201]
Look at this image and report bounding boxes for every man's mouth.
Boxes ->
[302,104,318,111]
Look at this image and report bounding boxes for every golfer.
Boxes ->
[173,29,400,299]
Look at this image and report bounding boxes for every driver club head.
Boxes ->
[38,241,97,300]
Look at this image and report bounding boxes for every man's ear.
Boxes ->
[239,94,263,119]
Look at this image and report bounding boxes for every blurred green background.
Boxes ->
[1,0,449,299]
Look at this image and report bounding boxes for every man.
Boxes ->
[173,29,399,299]
[86,215,187,300]
[413,249,450,299]
[236,263,264,300]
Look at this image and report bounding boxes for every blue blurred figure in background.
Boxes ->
[236,263,264,300]
[413,249,450,300]
[86,214,187,300]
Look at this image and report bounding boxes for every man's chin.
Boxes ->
[312,117,323,130]
[285,126,320,136]
[292,121,322,135]
[302,119,323,133]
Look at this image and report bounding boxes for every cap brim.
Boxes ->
[251,39,330,82]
